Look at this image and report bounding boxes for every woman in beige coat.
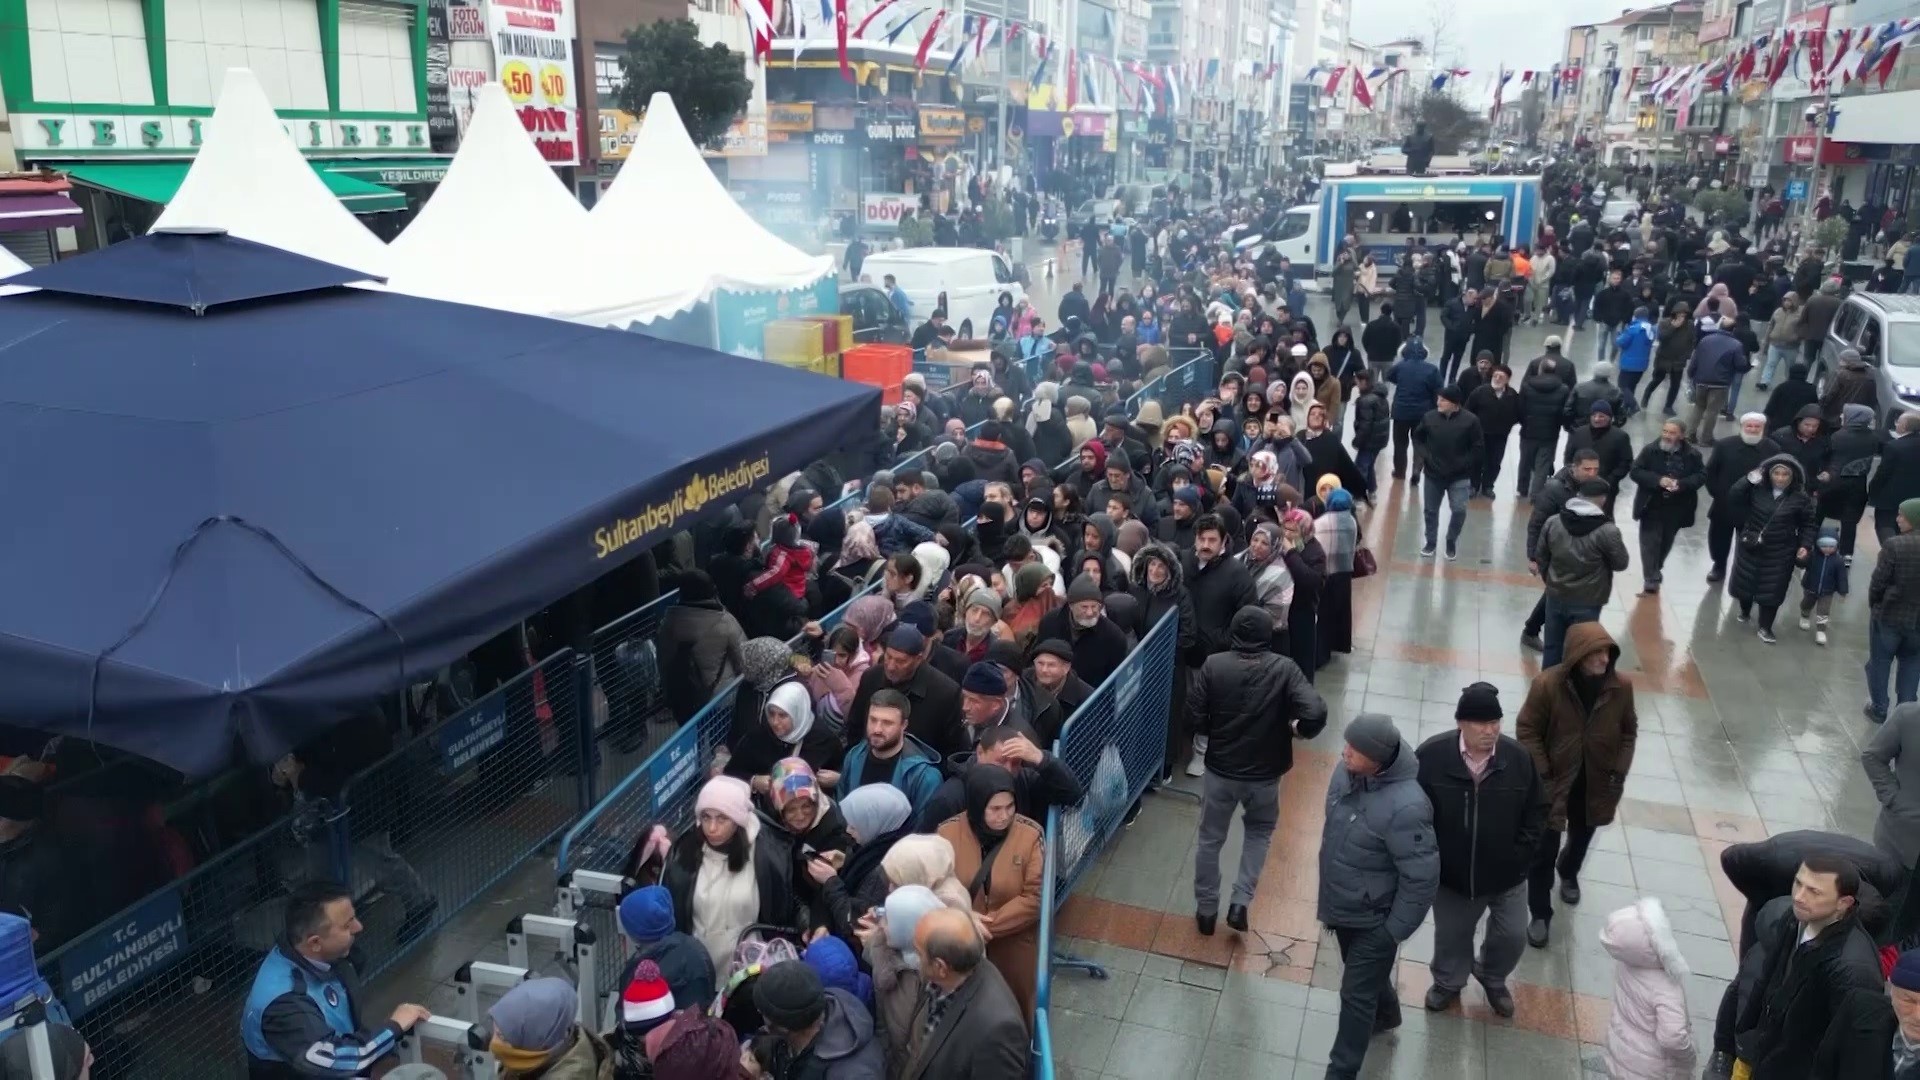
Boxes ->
[936,765,1045,1025]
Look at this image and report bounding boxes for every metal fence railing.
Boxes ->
[588,589,681,787]
[1032,610,1181,1078]
[554,577,885,1005]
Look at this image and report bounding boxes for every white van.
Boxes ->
[860,248,1025,341]
[1262,204,1319,272]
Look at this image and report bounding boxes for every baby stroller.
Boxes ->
[713,925,806,1035]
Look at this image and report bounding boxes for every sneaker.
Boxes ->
[1755,382,1769,391]
[1799,616,1812,631]
[1444,544,1458,561]
[1758,627,1777,644]
[1816,629,1829,646]
[1736,611,1750,623]
[1520,631,1544,651]
[1421,543,1437,558]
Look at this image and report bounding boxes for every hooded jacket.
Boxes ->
[1823,352,1882,421]
[962,439,1020,488]
[1686,325,1749,387]
[837,733,946,817]
[1824,404,1880,493]
[1316,734,1438,941]
[1538,497,1630,606]
[1350,382,1391,451]
[1516,623,1637,831]
[1126,543,1199,663]
[781,988,887,1080]
[1564,420,1634,491]
[1192,607,1327,782]
[1414,729,1546,900]
[1385,347,1443,422]
[1727,454,1819,609]
[1769,404,1833,482]
[1601,899,1698,1080]
[1763,365,1819,435]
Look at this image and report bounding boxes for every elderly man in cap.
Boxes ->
[486,977,609,1077]
[1036,574,1132,687]
[1869,498,1920,723]
[1886,950,1920,1078]
[844,622,968,762]
[1416,684,1546,1018]
[1028,639,1093,730]
[750,959,885,1079]
[1318,714,1439,1080]
[958,661,1017,744]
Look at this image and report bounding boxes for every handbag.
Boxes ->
[1353,547,1379,577]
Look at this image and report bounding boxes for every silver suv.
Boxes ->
[1818,293,1920,429]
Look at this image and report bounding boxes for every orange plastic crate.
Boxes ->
[843,343,912,392]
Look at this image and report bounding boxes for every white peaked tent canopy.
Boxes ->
[591,92,833,297]
[385,84,704,323]
[154,69,388,276]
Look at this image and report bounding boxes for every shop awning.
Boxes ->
[63,162,409,213]
[0,193,84,232]
[1827,88,1920,147]
[317,157,452,187]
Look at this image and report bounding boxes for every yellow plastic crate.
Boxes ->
[771,354,842,377]
[764,319,827,365]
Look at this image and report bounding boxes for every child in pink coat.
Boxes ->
[1600,897,1697,1080]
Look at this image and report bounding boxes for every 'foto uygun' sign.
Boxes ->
[487,0,579,165]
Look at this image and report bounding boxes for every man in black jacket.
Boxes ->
[1181,514,1258,664]
[1035,573,1132,689]
[1466,365,1522,499]
[1439,288,1479,383]
[1518,356,1573,499]
[1412,384,1484,560]
[1732,854,1897,1080]
[1416,683,1546,1019]
[1562,400,1633,511]
[1361,305,1404,377]
[1190,606,1327,935]
[1705,414,1781,584]
[1591,268,1633,358]
[1628,419,1706,594]
[1870,413,1920,544]
[844,624,969,762]
[915,722,1086,829]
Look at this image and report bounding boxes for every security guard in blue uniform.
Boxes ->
[242,880,431,1077]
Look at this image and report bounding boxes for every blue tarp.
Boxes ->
[0,234,879,775]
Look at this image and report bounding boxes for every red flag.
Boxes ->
[1876,42,1903,88]
[1066,48,1077,108]
[835,0,851,80]
[1734,44,1755,83]
[853,0,897,37]
[1825,28,1852,78]
[1620,66,1638,104]
[1323,65,1346,94]
[1350,66,1373,109]
[1808,28,1827,83]
[1521,70,1535,84]
[913,9,946,71]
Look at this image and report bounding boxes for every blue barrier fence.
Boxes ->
[1032,610,1181,1079]
[1047,347,1216,474]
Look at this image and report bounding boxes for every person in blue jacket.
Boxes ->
[1385,337,1443,482]
[835,688,945,815]
[1613,306,1657,403]
[243,880,431,1078]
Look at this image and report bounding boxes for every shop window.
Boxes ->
[27,0,154,106]
[338,1,418,113]
[164,0,329,109]
[595,54,624,106]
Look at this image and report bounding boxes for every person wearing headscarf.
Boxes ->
[1063,395,1099,448]
[819,520,884,614]
[1286,371,1318,434]
[1242,521,1295,654]
[1027,381,1073,466]
[808,784,916,942]
[934,766,1044,1024]
[662,776,800,970]
[1279,507,1327,680]
[1300,405,1364,501]
[488,976,612,1078]
[726,680,842,788]
[642,1008,740,1080]
[730,636,804,753]
[769,758,854,932]
[1071,513,1131,593]
[859,884,944,1075]
[910,540,952,606]
[880,834,976,918]
[1313,488,1361,663]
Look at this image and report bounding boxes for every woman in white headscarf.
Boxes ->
[861,884,945,1075]
[811,785,917,941]
[910,540,951,603]
[1287,371,1318,434]
[725,680,841,787]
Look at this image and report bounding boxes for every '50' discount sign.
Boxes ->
[501,62,568,105]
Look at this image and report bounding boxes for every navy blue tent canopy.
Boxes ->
[0,234,877,776]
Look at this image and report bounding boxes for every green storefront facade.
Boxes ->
[0,0,456,249]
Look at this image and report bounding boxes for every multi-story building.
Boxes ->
[1282,0,1349,154]
[1551,0,1699,163]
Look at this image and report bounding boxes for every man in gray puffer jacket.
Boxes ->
[1318,713,1438,1080]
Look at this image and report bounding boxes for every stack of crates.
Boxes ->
[842,343,912,404]
[763,315,854,377]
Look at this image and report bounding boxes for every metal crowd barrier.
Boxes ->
[1032,610,1181,1077]
[553,577,885,1004]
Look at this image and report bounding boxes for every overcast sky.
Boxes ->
[1348,0,1670,105]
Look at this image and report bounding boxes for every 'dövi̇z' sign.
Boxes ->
[487,0,579,165]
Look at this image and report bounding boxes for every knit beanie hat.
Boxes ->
[965,588,1003,619]
[1589,398,1613,417]
[1439,384,1465,405]
[617,885,675,942]
[1014,561,1053,602]
[753,961,826,1031]
[489,977,577,1065]
[1343,713,1401,765]
[962,662,1009,696]
[1033,638,1074,663]
[694,776,754,830]
[1067,572,1104,605]
[1892,949,1920,991]
[1902,498,1920,530]
[884,623,928,654]
[620,960,677,1031]
[1455,682,1503,723]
